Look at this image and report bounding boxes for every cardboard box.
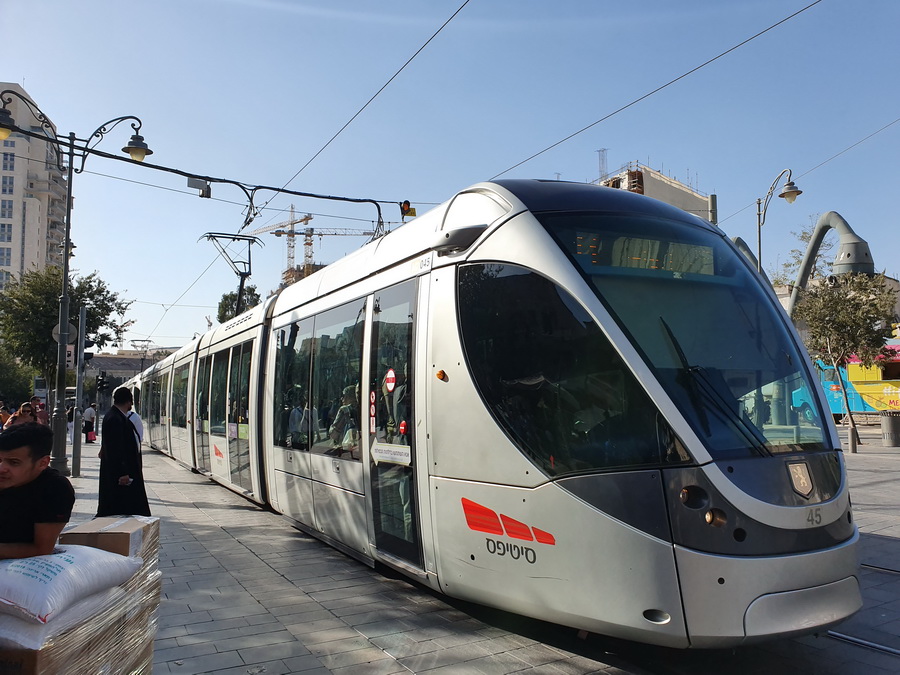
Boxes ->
[60,516,159,560]
[0,598,155,674]
[0,518,162,673]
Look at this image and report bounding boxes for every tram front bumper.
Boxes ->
[675,529,861,648]
[743,575,861,641]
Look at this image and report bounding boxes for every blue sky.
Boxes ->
[3,0,898,350]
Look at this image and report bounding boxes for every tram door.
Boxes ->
[208,350,231,478]
[194,355,212,473]
[368,280,423,567]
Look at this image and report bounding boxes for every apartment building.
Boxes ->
[0,82,66,290]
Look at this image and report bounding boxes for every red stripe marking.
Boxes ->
[532,527,556,545]
[461,498,503,535]
[500,514,534,541]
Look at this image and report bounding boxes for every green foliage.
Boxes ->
[0,267,132,382]
[768,217,836,286]
[0,347,37,403]
[794,273,897,369]
[217,285,261,324]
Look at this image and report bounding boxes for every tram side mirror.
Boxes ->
[431,224,488,256]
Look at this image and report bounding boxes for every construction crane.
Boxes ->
[247,205,374,284]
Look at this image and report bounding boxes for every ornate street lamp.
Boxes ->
[0,90,152,472]
[756,168,802,273]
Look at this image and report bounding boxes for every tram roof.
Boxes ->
[492,179,714,228]
[270,179,718,321]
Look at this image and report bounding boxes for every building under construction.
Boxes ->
[248,207,373,287]
[600,162,717,225]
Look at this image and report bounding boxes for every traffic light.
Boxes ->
[399,200,416,220]
[65,345,75,369]
[83,338,95,362]
[96,371,108,392]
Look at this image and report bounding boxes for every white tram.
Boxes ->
[134,180,861,647]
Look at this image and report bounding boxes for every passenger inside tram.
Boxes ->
[325,385,360,458]
[288,391,319,450]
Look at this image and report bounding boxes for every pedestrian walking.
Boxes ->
[83,402,97,443]
[96,387,150,517]
[30,396,49,425]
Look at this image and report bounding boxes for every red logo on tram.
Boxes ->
[461,498,556,545]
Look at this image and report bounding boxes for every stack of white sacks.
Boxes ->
[0,516,160,675]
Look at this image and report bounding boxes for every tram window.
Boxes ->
[172,365,189,429]
[229,341,253,490]
[371,282,415,449]
[273,319,314,449]
[195,356,212,472]
[310,300,366,461]
[458,263,686,477]
[539,212,830,457]
[210,351,229,436]
[370,281,419,558]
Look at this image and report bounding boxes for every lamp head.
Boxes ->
[778,180,802,204]
[123,134,153,162]
[0,107,14,141]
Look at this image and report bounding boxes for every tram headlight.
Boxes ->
[679,485,709,509]
[704,508,727,528]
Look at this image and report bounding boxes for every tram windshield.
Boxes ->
[538,211,830,460]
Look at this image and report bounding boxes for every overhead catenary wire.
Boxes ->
[254,0,472,218]
[718,115,900,225]
[489,0,824,179]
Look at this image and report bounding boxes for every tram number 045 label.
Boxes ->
[805,507,822,527]
[485,538,537,564]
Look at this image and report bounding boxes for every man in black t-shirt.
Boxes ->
[0,423,75,559]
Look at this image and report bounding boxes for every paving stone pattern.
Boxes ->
[63,422,900,674]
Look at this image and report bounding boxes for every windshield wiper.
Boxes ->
[660,317,770,457]
[660,317,710,436]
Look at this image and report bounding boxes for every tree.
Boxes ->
[793,273,898,443]
[217,285,261,323]
[768,216,836,286]
[0,347,37,404]
[0,267,132,384]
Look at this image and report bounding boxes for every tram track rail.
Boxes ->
[825,630,900,658]
[861,562,900,575]
[820,562,900,659]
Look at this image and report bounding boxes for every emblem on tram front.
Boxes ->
[787,461,814,498]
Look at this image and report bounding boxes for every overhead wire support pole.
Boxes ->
[199,232,262,315]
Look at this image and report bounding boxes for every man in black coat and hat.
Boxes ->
[96,387,150,517]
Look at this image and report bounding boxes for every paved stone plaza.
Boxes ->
[63,421,900,674]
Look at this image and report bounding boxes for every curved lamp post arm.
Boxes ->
[755,169,801,273]
[786,211,875,317]
[758,168,792,230]
[79,116,150,172]
[0,89,57,140]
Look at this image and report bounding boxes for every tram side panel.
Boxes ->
[424,261,690,648]
[146,364,171,456]
[265,292,370,557]
[191,326,266,504]
[168,348,198,468]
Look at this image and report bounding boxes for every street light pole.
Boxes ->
[756,168,802,273]
[51,132,77,473]
[0,91,152,472]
